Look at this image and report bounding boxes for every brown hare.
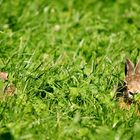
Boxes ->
[117,59,140,115]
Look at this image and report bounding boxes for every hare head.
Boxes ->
[125,59,140,100]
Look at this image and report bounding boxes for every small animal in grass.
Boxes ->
[0,71,16,96]
[116,59,140,115]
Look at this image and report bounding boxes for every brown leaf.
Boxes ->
[0,72,8,81]
[4,84,16,96]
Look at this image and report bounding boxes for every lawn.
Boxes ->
[0,0,140,140]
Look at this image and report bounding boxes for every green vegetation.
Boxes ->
[1,0,140,139]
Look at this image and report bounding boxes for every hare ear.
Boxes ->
[125,58,134,76]
[136,60,140,75]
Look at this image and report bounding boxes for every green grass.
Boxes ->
[1,0,140,139]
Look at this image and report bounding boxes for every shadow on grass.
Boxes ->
[0,132,14,140]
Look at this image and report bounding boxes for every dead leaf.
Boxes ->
[4,84,16,96]
[0,72,8,81]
